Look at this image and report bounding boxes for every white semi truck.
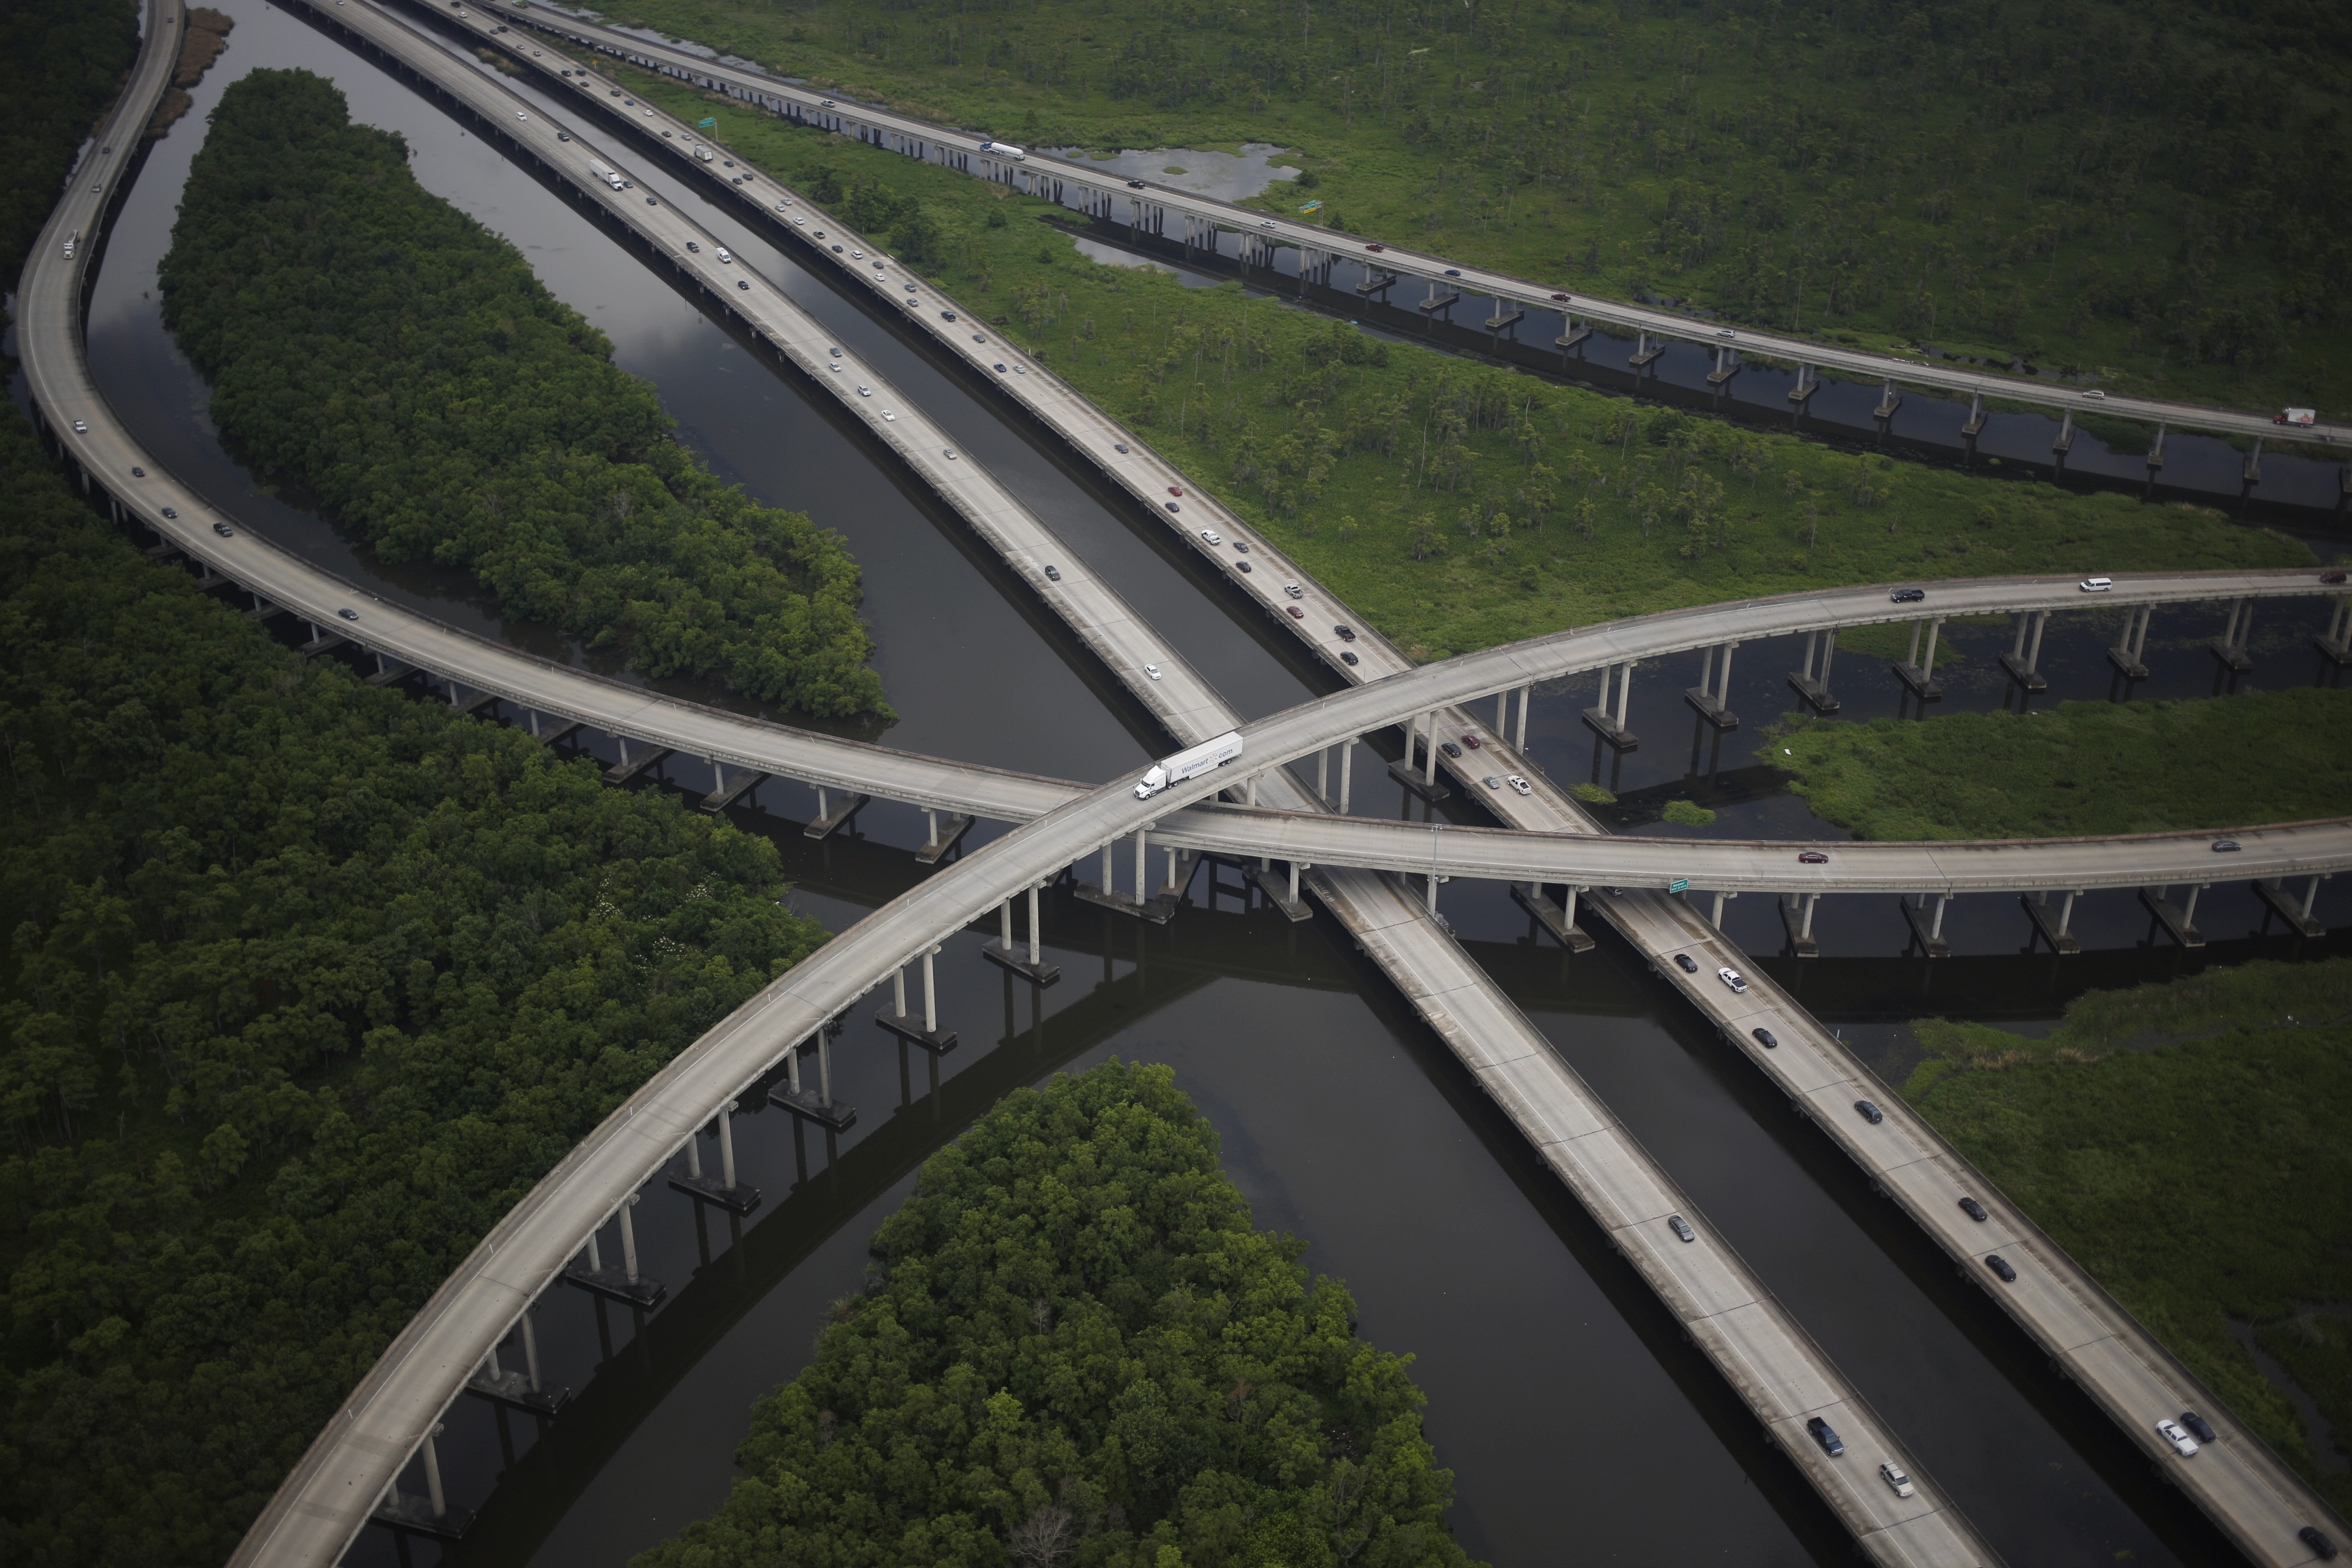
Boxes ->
[589,159,626,190]
[1133,731,1242,799]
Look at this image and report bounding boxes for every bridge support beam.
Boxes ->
[2023,890,2083,955]
[985,885,1060,985]
[2107,604,2154,679]
[1789,630,1840,713]
[1900,892,1953,957]
[1628,329,1665,369]
[1707,344,1740,386]
[2318,596,2352,666]
[2146,422,2167,469]
[1789,363,1820,406]
[1874,377,1902,420]
[2000,611,2050,691]
[1684,642,1740,728]
[773,1029,856,1129]
[373,1423,473,1540]
[701,763,766,814]
[1893,617,1946,700]
[2244,436,2264,486]
[1389,711,1453,800]
[1339,738,1355,814]
[878,947,958,1049]
[670,1098,759,1213]
[1246,859,1314,922]
[564,1193,664,1307]
[2253,875,2328,939]
[1514,882,1596,951]
[1582,662,1639,749]
[2210,598,2254,673]
[804,784,870,840]
[1516,683,1532,751]
[1962,389,1986,437]
[465,1311,569,1416]
[2053,409,2074,454]
[916,808,974,863]
[1779,892,1822,958]
[2139,885,2206,949]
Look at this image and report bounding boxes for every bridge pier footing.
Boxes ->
[982,885,1061,985]
[1900,892,1953,957]
[2139,886,2206,949]
[771,1031,857,1130]
[1788,630,1840,713]
[2209,598,2254,673]
[1515,882,1596,951]
[916,809,974,862]
[564,1195,666,1308]
[876,949,958,1051]
[1779,892,1821,958]
[670,1099,760,1213]
[2107,603,2154,678]
[2253,875,2328,938]
[2022,891,2083,955]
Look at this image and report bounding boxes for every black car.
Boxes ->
[647,196,659,205]
[338,607,360,621]
[1805,1417,1845,1457]
[1440,741,1462,758]
[2211,839,2241,852]
[1339,650,1359,666]
[686,240,700,252]
[1958,1196,1990,1222]
[1234,560,1252,574]
[161,506,179,519]
[1164,500,1180,511]
[1044,565,1061,581]
[1984,1254,2018,1283]
[2180,1412,2217,1445]
[2300,1526,2338,1560]
[1113,443,1130,454]
[211,521,232,537]
[1891,586,1926,603]
[941,310,958,321]
[1855,1100,1884,1125]
[131,466,145,477]
[557,132,572,142]
[1127,179,1146,189]
[1334,624,1357,641]
[1674,954,1699,974]
[1751,1027,1778,1049]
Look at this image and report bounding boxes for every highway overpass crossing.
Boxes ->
[486,0,2348,453]
[25,9,2343,1567]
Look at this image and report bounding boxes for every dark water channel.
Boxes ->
[57,5,2348,1564]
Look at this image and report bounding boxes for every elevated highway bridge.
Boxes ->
[21,6,2346,1566]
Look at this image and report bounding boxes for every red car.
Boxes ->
[1365,243,1385,252]
[2324,570,2348,584]
[1286,606,1305,619]
[1550,292,1570,301]
[1798,851,1829,864]
[1459,733,1482,749]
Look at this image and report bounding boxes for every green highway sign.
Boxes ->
[1668,878,1690,893]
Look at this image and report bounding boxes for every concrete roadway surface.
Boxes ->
[486,0,2347,450]
[23,10,2342,1566]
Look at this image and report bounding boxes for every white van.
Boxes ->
[2079,576,2114,592]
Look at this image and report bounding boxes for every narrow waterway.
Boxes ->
[62,6,2345,1566]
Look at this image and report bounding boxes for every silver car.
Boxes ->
[1505,774,1531,796]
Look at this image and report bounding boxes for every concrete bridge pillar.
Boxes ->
[2211,598,2254,672]
[1896,617,1946,700]
[422,1424,449,1520]
[1790,629,1840,712]
[1582,663,1639,748]
[2107,604,2154,678]
[2318,596,2352,664]
[1962,389,1985,436]
[2001,610,2051,691]
[1875,377,1903,421]
[1686,643,1740,727]
[2053,408,2075,454]
[1339,738,1355,813]
[617,1193,641,1285]
[2147,422,2167,469]
[2244,436,2263,485]
[1517,684,1532,751]
[520,1305,543,1392]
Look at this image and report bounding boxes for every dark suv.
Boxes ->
[1806,1417,1844,1457]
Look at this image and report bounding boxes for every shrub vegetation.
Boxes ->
[1904,959,2352,1518]
[161,69,888,718]
[579,0,2351,414]
[1776,690,2352,840]
[634,1061,1479,1568]
[564,62,2317,660]
[0,390,830,1564]
[0,0,138,283]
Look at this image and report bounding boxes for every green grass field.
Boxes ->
[584,58,2317,661]
[1778,688,2352,840]
[1905,960,2352,1516]
[559,0,2352,417]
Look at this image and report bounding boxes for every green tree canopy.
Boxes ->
[637,1061,1480,1568]
[161,68,888,718]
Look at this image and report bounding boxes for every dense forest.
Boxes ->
[575,0,2351,413]
[0,0,138,283]
[636,1061,1479,1568]
[579,66,2322,657]
[0,390,831,1563]
[161,68,889,719]
[1906,959,2352,1517]
[1778,688,2352,840]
